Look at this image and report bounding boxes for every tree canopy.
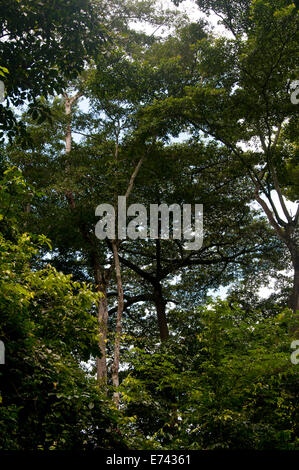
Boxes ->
[0,0,298,451]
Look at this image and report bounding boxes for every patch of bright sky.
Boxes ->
[132,0,232,38]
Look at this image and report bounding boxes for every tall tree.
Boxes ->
[141,1,299,314]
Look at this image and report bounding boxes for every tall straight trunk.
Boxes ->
[154,238,169,341]
[108,150,148,405]
[96,290,109,384]
[111,240,124,407]
[290,249,299,315]
[293,266,299,314]
[153,284,169,341]
[93,255,110,385]
[64,93,110,385]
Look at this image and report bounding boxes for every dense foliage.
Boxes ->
[0,0,298,451]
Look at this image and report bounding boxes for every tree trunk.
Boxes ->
[289,249,299,315]
[153,284,169,341]
[109,149,148,405]
[96,288,108,385]
[63,93,110,385]
[254,187,299,316]
[93,257,109,386]
[111,240,124,407]
[293,267,299,314]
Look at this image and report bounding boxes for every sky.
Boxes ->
[133,0,232,37]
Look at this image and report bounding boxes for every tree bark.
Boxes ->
[289,248,299,315]
[293,265,299,314]
[96,287,109,384]
[64,92,110,385]
[108,148,149,404]
[254,185,299,316]
[111,240,124,407]
[92,251,111,385]
[153,284,169,341]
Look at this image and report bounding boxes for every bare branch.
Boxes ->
[254,186,286,243]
